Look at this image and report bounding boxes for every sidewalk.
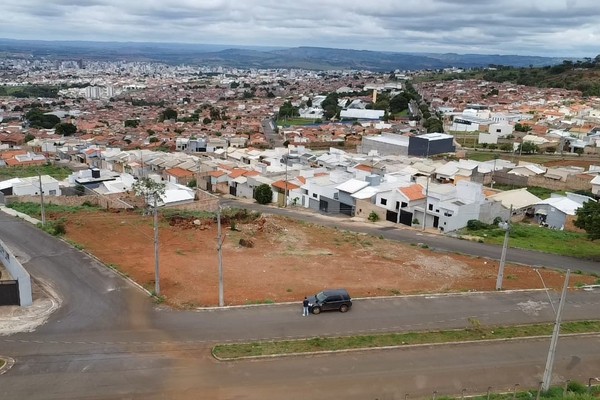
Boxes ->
[0,205,41,225]
[0,206,57,336]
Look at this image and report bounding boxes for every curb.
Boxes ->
[211,331,600,362]
[191,288,550,311]
[0,356,15,375]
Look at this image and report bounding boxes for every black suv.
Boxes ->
[307,289,352,314]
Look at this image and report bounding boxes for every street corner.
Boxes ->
[0,279,61,336]
[0,356,15,375]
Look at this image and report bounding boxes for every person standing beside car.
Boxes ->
[302,297,309,316]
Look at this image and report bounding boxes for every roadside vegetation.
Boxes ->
[0,164,72,181]
[276,117,321,126]
[460,220,600,261]
[212,320,600,360]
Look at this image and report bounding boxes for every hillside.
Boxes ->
[424,57,600,96]
[0,38,568,71]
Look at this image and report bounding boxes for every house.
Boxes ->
[164,167,195,186]
[390,183,426,226]
[408,133,456,157]
[591,175,600,197]
[335,178,371,216]
[4,175,61,197]
[533,193,594,230]
[487,188,542,217]
[508,163,546,177]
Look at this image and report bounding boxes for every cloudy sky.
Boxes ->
[2,0,599,57]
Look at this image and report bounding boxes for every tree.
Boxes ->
[278,101,299,119]
[321,93,342,120]
[160,108,178,121]
[574,200,600,240]
[25,108,60,129]
[124,119,140,128]
[24,133,35,142]
[423,117,443,133]
[54,122,77,136]
[132,177,166,206]
[500,143,513,152]
[518,141,539,154]
[514,123,532,132]
[254,184,273,205]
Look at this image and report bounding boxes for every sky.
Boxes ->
[1,0,599,57]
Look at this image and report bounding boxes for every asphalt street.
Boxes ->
[1,208,600,399]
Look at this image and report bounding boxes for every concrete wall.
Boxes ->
[0,238,32,306]
[354,199,385,221]
[5,193,136,210]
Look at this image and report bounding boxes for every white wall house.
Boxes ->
[12,175,61,197]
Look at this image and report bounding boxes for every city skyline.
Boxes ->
[2,0,599,58]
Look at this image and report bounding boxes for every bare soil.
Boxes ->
[61,210,595,308]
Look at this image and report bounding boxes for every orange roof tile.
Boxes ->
[166,167,194,178]
[272,180,301,191]
[208,170,227,178]
[399,184,425,201]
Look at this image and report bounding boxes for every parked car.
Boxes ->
[307,289,352,314]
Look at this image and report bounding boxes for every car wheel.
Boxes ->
[312,306,321,315]
[339,304,349,313]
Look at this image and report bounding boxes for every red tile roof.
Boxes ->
[399,184,425,201]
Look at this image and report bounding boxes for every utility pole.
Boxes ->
[491,156,498,189]
[541,269,571,391]
[496,204,512,290]
[37,169,46,226]
[217,205,224,306]
[153,194,160,296]
[422,175,430,231]
[284,146,288,208]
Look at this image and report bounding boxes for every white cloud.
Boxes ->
[1,0,599,56]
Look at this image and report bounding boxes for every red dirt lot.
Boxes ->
[61,210,595,308]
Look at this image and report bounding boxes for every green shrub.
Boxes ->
[467,219,490,230]
[368,211,380,222]
[254,184,273,205]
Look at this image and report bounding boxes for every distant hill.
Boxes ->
[0,38,573,71]
[426,57,600,96]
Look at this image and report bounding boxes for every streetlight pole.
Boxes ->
[37,169,46,226]
[422,175,430,231]
[284,145,289,208]
[153,194,160,296]
[541,269,571,391]
[534,269,556,315]
[217,205,224,307]
[496,204,512,290]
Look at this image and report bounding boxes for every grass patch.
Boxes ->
[245,299,275,305]
[0,164,71,181]
[212,320,600,360]
[276,118,321,126]
[461,223,600,260]
[8,201,99,219]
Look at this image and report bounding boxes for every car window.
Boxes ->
[328,295,342,302]
[316,292,327,302]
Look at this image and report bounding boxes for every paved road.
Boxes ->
[2,209,600,399]
[261,117,281,147]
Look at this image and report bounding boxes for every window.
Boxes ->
[312,193,318,198]
[428,204,433,211]
[333,193,339,200]
[49,190,57,195]
[401,202,408,208]
[380,198,387,206]
[496,129,501,133]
